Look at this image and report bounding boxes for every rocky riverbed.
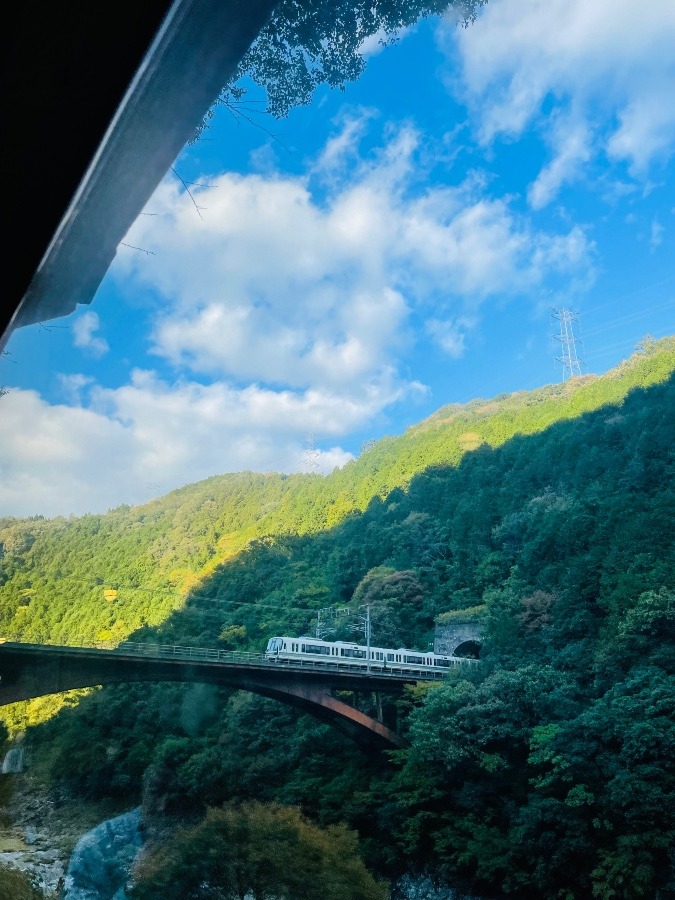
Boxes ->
[0,771,480,899]
[0,778,68,893]
[0,772,131,897]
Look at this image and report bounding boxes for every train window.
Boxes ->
[305,644,330,655]
[341,648,366,658]
[405,654,424,664]
[387,654,394,662]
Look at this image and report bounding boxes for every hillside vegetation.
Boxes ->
[1,338,673,649]
[0,337,674,898]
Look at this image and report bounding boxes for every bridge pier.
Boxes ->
[262,683,406,750]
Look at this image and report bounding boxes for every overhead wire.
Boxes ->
[21,574,348,617]
[579,272,675,318]
[581,298,675,338]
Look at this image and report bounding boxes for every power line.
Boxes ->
[584,324,675,360]
[20,574,337,617]
[582,298,674,339]
[315,605,352,639]
[582,273,675,318]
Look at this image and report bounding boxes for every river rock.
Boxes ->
[63,808,143,900]
[2,746,25,774]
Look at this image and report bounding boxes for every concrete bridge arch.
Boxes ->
[0,643,434,750]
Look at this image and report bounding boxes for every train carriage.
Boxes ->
[264,636,470,673]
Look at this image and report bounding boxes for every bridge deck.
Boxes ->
[0,640,477,748]
[0,640,474,685]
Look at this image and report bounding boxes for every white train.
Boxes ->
[264,636,474,673]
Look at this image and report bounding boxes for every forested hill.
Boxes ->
[1,337,673,651]
[1,337,674,898]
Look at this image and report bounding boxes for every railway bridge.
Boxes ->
[0,642,474,749]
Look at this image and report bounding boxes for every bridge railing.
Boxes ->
[118,642,465,679]
[115,642,479,679]
[116,641,264,664]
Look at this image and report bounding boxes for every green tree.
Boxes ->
[207,0,486,124]
[352,567,426,647]
[0,866,45,900]
[131,802,387,900]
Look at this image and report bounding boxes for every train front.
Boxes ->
[265,637,284,658]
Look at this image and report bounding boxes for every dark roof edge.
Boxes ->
[1,0,277,352]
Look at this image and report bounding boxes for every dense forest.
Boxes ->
[0,337,674,898]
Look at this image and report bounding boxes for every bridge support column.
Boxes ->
[375,691,384,724]
[265,683,406,750]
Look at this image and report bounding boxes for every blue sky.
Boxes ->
[2,0,675,517]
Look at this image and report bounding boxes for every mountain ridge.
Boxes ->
[1,337,673,655]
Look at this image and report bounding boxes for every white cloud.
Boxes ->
[0,379,359,517]
[116,121,594,378]
[426,315,476,358]
[1,121,596,517]
[441,0,675,204]
[607,81,675,172]
[0,389,136,517]
[314,109,376,174]
[650,218,664,252]
[527,113,591,210]
[358,25,413,59]
[72,311,109,357]
[58,373,95,405]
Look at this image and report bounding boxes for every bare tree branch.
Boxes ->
[120,242,157,256]
[171,166,206,219]
[218,98,291,153]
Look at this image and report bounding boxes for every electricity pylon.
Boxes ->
[301,433,321,474]
[551,307,584,381]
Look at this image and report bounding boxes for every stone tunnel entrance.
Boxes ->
[434,613,483,659]
[452,640,482,659]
